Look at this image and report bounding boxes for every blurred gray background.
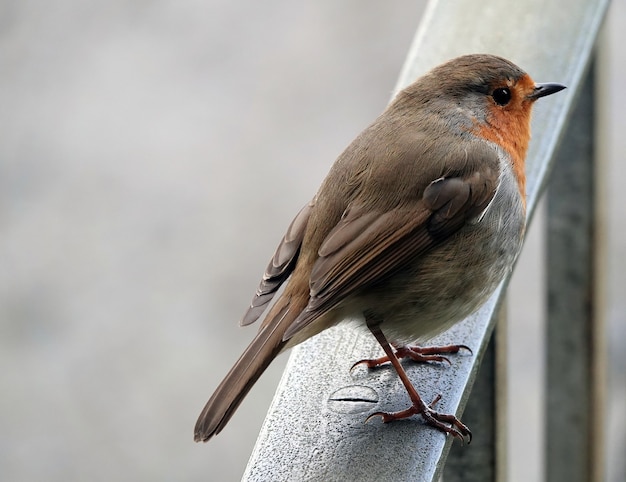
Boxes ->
[1,1,624,481]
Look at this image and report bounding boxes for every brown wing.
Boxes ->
[240,199,314,326]
[282,167,499,340]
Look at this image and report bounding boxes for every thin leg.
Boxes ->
[364,317,472,443]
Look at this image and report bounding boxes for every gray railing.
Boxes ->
[242,0,610,480]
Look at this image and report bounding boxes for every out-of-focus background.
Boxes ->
[1,1,623,481]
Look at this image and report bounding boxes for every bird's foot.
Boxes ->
[366,394,472,443]
[352,343,472,370]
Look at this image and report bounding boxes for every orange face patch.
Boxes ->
[472,73,537,205]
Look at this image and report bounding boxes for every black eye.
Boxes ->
[492,87,512,106]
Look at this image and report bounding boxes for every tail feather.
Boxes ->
[194,301,293,442]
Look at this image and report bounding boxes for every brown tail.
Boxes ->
[194,299,296,442]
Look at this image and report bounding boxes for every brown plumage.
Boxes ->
[194,54,565,443]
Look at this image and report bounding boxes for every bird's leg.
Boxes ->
[361,315,472,443]
[352,342,471,370]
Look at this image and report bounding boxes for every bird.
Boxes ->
[194,54,565,443]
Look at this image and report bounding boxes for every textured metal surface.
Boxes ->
[443,302,508,481]
[243,0,609,480]
[244,300,501,482]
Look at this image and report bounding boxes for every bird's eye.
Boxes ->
[492,87,512,106]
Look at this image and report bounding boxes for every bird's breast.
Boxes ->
[348,157,526,345]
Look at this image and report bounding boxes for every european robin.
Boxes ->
[194,54,565,443]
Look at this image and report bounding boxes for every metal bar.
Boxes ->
[442,338,497,481]
[545,55,606,482]
[243,0,609,480]
[443,302,508,481]
[495,304,509,482]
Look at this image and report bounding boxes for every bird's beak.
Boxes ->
[529,82,567,100]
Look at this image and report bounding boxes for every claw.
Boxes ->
[350,358,379,371]
[365,402,472,444]
[429,394,442,408]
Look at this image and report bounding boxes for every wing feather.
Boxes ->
[240,200,314,326]
[283,164,500,340]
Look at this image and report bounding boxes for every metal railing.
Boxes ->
[242,0,610,480]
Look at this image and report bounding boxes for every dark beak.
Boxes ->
[529,82,566,100]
